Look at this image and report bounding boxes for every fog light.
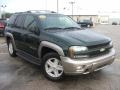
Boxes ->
[76,69,85,72]
[76,66,84,69]
[76,65,85,72]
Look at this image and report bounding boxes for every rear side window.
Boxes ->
[8,14,17,27]
[14,15,25,28]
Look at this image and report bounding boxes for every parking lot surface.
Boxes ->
[0,25,120,90]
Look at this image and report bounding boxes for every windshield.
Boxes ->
[39,15,81,30]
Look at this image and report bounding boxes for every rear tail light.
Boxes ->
[0,22,5,28]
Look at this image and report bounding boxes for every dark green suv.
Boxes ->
[5,10,115,81]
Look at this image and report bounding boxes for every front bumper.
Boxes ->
[60,48,115,75]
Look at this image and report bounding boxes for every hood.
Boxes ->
[51,29,111,46]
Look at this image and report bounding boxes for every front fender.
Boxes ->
[38,41,65,59]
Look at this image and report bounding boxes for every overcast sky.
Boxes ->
[0,0,120,17]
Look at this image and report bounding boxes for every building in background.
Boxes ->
[98,15,109,24]
[68,14,99,24]
[67,14,112,26]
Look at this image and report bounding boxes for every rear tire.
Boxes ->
[42,53,64,81]
[8,40,16,57]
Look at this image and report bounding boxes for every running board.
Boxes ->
[16,51,41,66]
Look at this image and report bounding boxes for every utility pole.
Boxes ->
[1,5,7,19]
[45,0,47,11]
[69,1,75,19]
[0,6,1,19]
[57,0,59,13]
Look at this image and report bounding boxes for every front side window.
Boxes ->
[24,15,39,34]
[24,15,34,29]
[27,21,38,31]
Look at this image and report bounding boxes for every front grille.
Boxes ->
[88,49,110,58]
[88,42,109,50]
[87,42,111,58]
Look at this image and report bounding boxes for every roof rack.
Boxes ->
[14,10,57,14]
[14,12,25,14]
[26,10,56,14]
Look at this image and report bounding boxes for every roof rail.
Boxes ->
[14,10,57,14]
[26,10,56,13]
[14,12,24,14]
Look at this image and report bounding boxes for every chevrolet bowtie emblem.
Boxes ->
[100,48,105,52]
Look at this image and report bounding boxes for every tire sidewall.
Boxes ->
[8,40,16,57]
[42,53,64,81]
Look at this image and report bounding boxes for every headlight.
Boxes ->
[69,46,88,59]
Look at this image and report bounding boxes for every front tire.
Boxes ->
[42,53,64,81]
[8,40,16,57]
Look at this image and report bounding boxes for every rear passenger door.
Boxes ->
[10,14,26,51]
[23,15,40,57]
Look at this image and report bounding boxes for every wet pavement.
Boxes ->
[0,25,120,90]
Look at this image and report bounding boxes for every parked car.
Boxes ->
[0,19,7,36]
[112,22,118,25]
[77,20,93,28]
[5,10,115,81]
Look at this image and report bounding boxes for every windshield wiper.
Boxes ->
[64,27,81,30]
[44,27,63,30]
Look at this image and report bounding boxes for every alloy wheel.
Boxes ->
[45,58,63,78]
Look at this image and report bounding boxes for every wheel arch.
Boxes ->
[38,41,65,59]
[5,32,17,50]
